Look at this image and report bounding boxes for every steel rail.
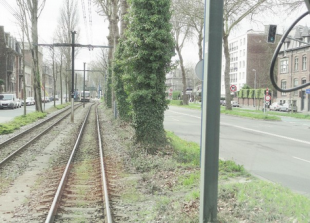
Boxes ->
[96,106,113,223]
[0,104,82,148]
[0,106,80,167]
[45,104,93,223]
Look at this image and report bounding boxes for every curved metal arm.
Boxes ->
[270,11,310,92]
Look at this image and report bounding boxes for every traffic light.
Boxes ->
[267,25,277,43]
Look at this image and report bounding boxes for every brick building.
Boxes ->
[278,25,310,112]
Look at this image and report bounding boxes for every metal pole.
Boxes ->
[199,0,223,222]
[44,70,46,111]
[71,31,76,123]
[253,69,256,107]
[83,62,86,108]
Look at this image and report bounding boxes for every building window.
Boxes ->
[294,78,298,96]
[281,80,287,95]
[302,78,306,84]
[294,57,299,71]
[280,59,288,73]
[302,55,307,70]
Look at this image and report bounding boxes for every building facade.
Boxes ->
[221,29,280,103]
[278,25,310,112]
[0,26,23,97]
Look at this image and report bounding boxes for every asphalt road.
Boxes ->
[0,101,62,123]
[164,106,310,197]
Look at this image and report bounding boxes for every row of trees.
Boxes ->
[12,0,84,113]
[95,0,305,152]
[14,0,304,152]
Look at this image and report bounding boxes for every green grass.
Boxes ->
[0,112,47,134]
[169,102,282,120]
[219,180,310,222]
[0,103,70,135]
[167,130,310,221]
[166,131,200,166]
[220,107,281,120]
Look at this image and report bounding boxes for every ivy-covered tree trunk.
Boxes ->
[124,0,174,152]
[114,40,131,121]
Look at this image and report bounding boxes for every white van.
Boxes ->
[0,93,18,109]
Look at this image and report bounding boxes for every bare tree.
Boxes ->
[16,0,46,112]
[55,0,80,102]
[222,0,284,110]
[175,0,204,61]
[171,0,195,105]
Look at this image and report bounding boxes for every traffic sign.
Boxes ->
[265,95,271,101]
[195,60,203,80]
[230,85,237,92]
[306,89,310,94]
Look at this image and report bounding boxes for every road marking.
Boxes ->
[221,122,310,146]
[168,110,310,146]
[168,111,201,119]
[293,156,310,164]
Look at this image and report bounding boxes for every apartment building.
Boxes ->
[278,25,310,112]
[221,29,280,101]
[0,26,22,97]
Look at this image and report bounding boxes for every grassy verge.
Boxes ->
[169,101,282,121]
[0,103,70,135]
[166,131,310,222]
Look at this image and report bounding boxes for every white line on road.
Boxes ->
[293,156,310,164]
[168,111,201,119]
[167,110,310,146]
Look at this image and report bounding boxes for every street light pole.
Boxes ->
[253,69,256,107]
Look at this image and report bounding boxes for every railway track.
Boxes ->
[0,103,82,167]
[43,104,112,222]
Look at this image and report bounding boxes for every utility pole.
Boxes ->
[37,31,112,123]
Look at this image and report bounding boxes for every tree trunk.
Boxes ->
[120,0,128,37]
[198,23,203,61]
[223,34,232,110]
[31,1,42,112]
[176,45,188,105]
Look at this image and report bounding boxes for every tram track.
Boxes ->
[40,103,112,222]
[0,104,82,167]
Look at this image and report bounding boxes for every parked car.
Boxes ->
[0,93,17,109]
[42,97,50,102]
[279,103,297,112]
[221,100,226,106]
[269,102,281,111]
[16,98,21,108]
[231,101,239,107]
[25,97,35,105]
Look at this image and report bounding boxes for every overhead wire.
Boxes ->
[87,0,93,60]
[81,0,90,44]
[88,0,93,44]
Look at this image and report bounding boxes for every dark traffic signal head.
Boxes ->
[267,25,277,43]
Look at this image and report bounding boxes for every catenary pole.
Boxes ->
[199,0,223,222]
[83,62,86,108]
[37,34,112,123]
[71,31,76,122]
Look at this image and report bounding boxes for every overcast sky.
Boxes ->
[0,0,108,70]
[1,1,310,69]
